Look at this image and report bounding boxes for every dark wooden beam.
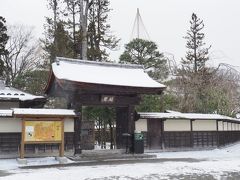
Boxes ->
[72,94,141,106]
[58,79,165,95]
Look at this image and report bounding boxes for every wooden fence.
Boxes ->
[143,131,240,149]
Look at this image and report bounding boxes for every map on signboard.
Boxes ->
[24,121,62,142]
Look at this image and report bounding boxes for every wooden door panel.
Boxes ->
[147,119,162,149]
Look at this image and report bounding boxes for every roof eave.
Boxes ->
[44,69,55,94]
[52,78,166,95]
[14,114,76,118]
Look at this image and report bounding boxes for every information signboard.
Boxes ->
[24,121,62,142]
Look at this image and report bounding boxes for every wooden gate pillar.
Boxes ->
[68,94,82,155]
[116,105,135,152]
[74,106,82,154]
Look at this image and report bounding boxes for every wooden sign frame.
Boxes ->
[20,118,64,159]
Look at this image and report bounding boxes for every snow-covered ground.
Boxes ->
[2,144,240,179]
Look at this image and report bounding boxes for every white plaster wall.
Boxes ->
[223,122,228,131]
[0,117,74,133]
[0,102,19,109]
[0,118,21,132]
[135,119,147,132]
[164,119,190,131]
[64,118,74,132]
[192,120,217,131]
[228,123,232,131]
[218,121,223,131]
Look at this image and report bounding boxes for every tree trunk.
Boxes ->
[79,0,88,60]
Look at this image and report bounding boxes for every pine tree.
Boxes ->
[119,38,168,81]
[182,13,211,73]
[120,38,169,112]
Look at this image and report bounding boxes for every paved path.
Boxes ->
[0,170,12,177]
[20,157,201,169]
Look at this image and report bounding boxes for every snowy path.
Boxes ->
[1,144,240,179]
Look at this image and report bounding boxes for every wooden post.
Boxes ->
[116,106,135,152]
[59,119,64,157]
[74,106,82,155]
[161,119,165,149]
[128,105,135,153]
[216,120,219,147]
[116,107,128,149]
[190,120,193,147]
[20,119,25,159]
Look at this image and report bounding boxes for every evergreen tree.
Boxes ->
[120,38,168,81]
[63,0,81,58]
[43,20,75,63]
[120,38,169,112]
[87,0,119,61]
[44,0,118,62]
[176,13,213,113]
[43,0,75,63]
[182,13,211,73]
[13,70,49,95]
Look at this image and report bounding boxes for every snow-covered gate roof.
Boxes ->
[45,57,166,95]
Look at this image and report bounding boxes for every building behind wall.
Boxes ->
[136,111,240,150]
[0,80,46,156]
[0,81,78,158]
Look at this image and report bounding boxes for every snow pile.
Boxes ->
[0,159,18,171]
[151,143,240,160]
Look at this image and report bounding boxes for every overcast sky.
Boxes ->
[0,0,240,67]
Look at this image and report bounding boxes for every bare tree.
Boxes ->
[2,25,42,85]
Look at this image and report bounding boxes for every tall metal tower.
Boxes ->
[130,8,150,40]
